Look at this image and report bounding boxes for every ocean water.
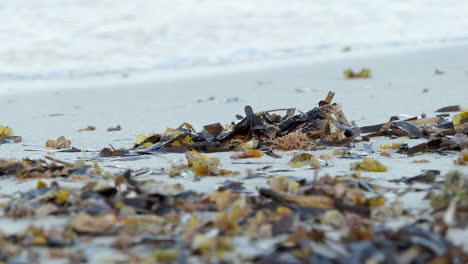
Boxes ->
[1,0,468,80]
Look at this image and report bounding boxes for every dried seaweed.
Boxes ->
[76,125,96,132]
[230,149,263,159]
[351,157,388,172]
[45,136,72,149]
[343,68,372,79]
[0,125,14,136]
[169,151,238,177]
[436,105,462,112]
[435,69,445,75]
[0,157,106,180]
[107,124,122,132]
[359,109,466,156]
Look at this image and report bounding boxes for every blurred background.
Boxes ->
[1,0,468,80]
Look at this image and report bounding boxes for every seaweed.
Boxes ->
[343,68,372,79]
[0,126,21,144]
[92,91,360,157]
[45,136,72,149]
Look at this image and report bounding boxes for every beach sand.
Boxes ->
[0,44,467,262]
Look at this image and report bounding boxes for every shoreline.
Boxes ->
[1,41,467,97]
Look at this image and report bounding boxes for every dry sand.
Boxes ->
[0,44,467,262]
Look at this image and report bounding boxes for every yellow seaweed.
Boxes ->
[379,142,404,149]
[135,133,160,147]
[36,180,47,189]
[344,68,372,79]
[55,189,70,204]
[453,112,468,128]
[352,157,387,172]
[236,139,259,151]
[268,176,300,194]
[45,136,72,149]
[186,151,220,176]
[169,151,238,176]
[368,196,386,209]
[170,135,195,147]
[153,248,179,262]
[0,126,13,137]
[289,153,314,168]
[230,149,263,160]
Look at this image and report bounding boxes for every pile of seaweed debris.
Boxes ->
[95,91,467,161]
[98,92,360,158]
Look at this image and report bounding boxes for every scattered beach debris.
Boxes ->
[97,146,130,157]
[288,153,321,168]
[0,156,105,180]
[0,91,467,262]
[76,125,96,132]
[107,124,122,132]
[45,136,72,149]
[0,161,466,263]
[48,113,65,117]
[0,176,456,264]
[343,68,372,79]
[380,150,391,157]
[230,149,263,160]
[70,212,116,233]
[169,151,238,177]
[379,142,404,149]
[358,108,467,157]
[435,68,445,75]
[412,159,430,163]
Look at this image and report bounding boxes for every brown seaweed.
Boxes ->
[435,105,462,112]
